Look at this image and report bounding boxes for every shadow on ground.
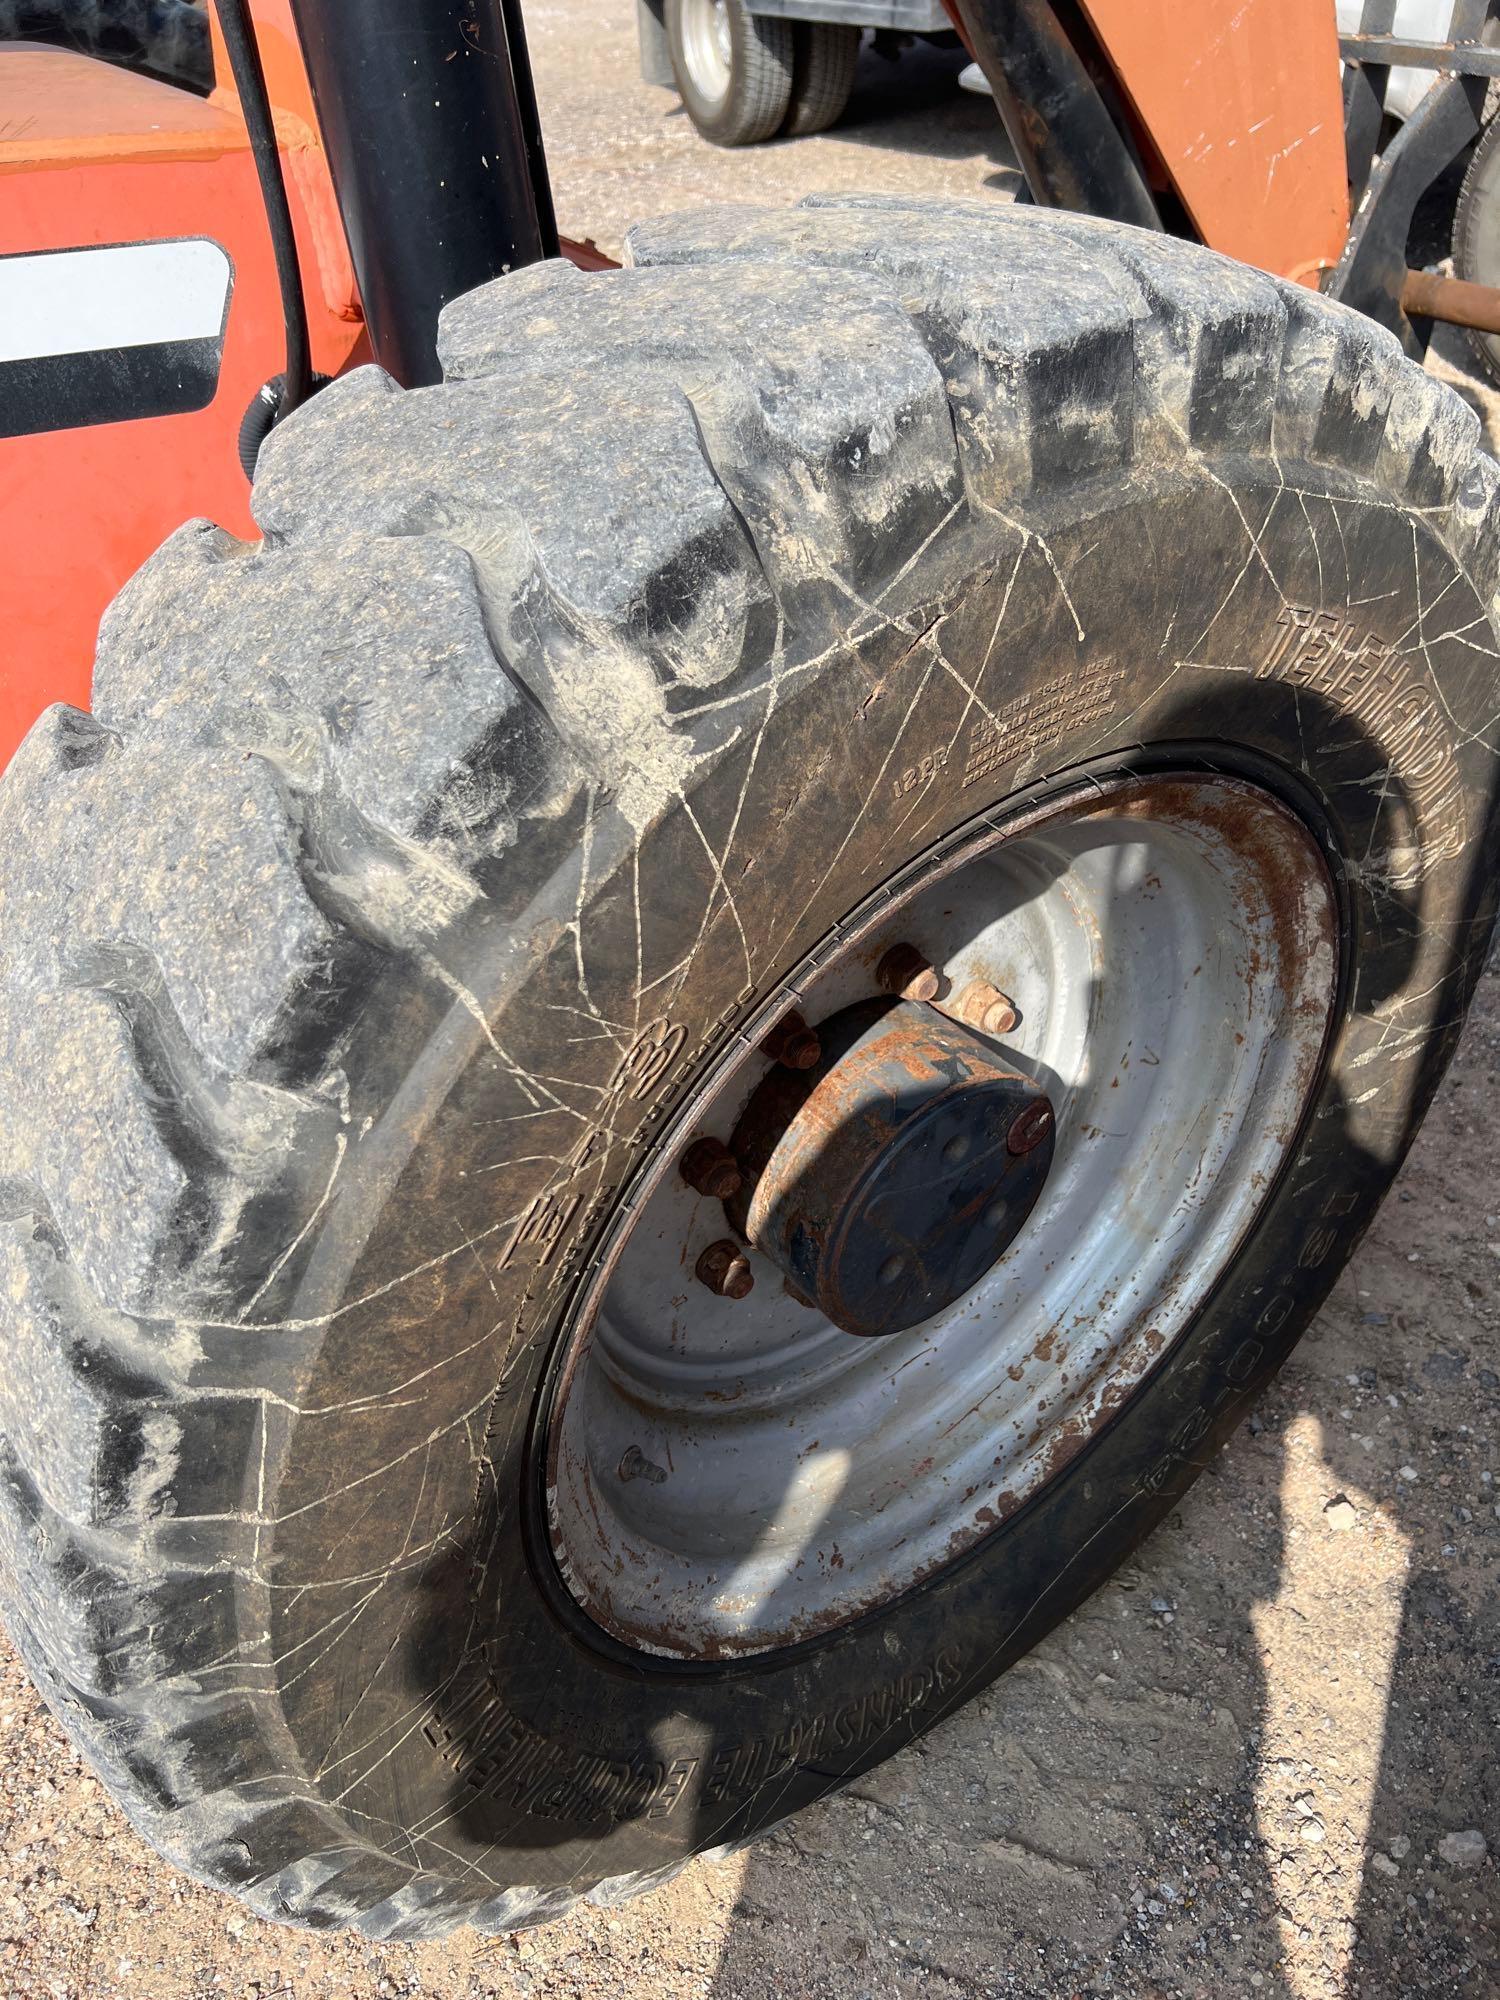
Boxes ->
[832,41,1018,185]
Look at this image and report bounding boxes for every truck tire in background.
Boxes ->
[784,20,860,136]
[0,198,1498,1940]
[666,0,793,146]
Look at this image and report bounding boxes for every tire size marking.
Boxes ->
[422,1677,698,1826]
[609,1017,687,1101]
[498,1187,582,1272]
[420,1648,965,1829]
[891,746,949,801]
[700,1647,964,1806]
[961,662,1126,792]
[1252,603,1467,866]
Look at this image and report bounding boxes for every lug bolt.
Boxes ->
[877,942,940,1003]
[697,1239,755,1299]
[947,979,1019,1038]
[1007,1098,1055,1156]
[761,1010,821,1070]
[680,1136,743,1200]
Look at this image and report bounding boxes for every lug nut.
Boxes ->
[947,979,1019,1038]
[761,1010,821,1070]
[680,1136,743,1200]
[1007,1098,1055,1156]
[697,1239,755,1299]
[877,942,940,1003]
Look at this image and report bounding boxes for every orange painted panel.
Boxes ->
[1082,0,1350,280]
[0,48,364,772]
[209,0,321,133]
[0,42,242,165]
[208,1,363,320]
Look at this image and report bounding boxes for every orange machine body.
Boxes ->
[1081,0,1351,282]
[0,4,365,771]
[0,2,1359,777]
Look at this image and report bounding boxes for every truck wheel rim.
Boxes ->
[543,772,1338,1659]
[679,0,734,105]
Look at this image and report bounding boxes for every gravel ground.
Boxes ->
[531,3,1014,260]
[1,8,1497,1997]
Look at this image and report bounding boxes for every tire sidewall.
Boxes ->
[265,457,1500,1903]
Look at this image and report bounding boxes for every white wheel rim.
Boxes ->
[545,774,1338,1658]
[679,0,734,106]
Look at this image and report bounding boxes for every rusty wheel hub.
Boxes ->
[726,999,1054,1338]
[543,773,1338,1659]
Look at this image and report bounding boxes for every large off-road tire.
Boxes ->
[666,0,793,146]
[782,20,860,137]
[2,197,1498,1941]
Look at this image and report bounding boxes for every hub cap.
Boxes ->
[679,0,734,104]
[727,998,1055,1338]
[544,775,1338,1658]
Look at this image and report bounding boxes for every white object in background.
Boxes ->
[1336,0,1459,121]
[0,238,231,364]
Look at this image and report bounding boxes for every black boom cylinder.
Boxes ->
[287,0,559,387]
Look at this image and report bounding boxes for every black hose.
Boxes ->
[236,369,331,479]
[211,0,313,419]
[236,375,283,481]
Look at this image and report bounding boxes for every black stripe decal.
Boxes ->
[0,336,224,439]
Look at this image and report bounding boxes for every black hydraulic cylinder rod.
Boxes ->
[286,0,560,388]
[950,0,1162,231]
